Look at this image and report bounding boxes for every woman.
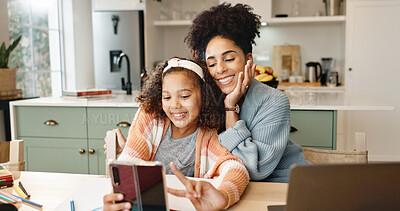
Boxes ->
[185,3,309,182]
[103,58,249,211]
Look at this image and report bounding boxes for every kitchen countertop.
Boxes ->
[9,91,395,111]
[286,91,395,111]
[9,90,140,107]
[278,82,345,92]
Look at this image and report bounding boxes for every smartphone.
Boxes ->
[109,161,169,211]
[109,161,140,207]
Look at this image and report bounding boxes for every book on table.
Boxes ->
[0,164,13,188]
[62,89,112,97]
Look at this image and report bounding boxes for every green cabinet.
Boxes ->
[15,106,138,175]
[289,110,337,150]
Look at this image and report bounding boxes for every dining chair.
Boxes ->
[303,147,368,164]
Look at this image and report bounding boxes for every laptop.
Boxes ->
[268,163,400,211]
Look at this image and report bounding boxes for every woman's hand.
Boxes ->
[224,59,256,107]
[103,193,131,211]
[167,162,229,211]
[103,128,126,155]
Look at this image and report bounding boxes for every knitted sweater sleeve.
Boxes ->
[118,108,155,163]
[204,132,249,209]
[218,91,291,181]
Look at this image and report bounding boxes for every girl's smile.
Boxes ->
[162,72,202,138]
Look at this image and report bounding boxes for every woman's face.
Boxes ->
[205,36,251,94]
[162,72,202,130]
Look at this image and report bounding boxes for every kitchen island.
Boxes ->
[285,91,395,150]
[9,91,395,174]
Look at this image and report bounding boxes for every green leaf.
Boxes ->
[6,35,22,54]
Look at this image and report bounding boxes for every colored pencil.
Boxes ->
[13,183,27,198]
[0,193,16,204]
[18,181,30,198]
[70,199,75,211]
[0,190,21,203]
[11,193,43,208]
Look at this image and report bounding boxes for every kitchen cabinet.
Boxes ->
[342,0,400,160]
[92,0,145,11]
[221,0,345,24]
[15,106,138,175]
[290,110,337,150]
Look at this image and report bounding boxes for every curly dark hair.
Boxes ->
[136,57,225,130]
[185,3,261,59]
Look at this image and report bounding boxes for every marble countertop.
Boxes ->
[10,91,140,107]
[285,91,395,111]
[9,90,395,111]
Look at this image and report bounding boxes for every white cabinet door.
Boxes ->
[219,0,271,22]
[345,0,400,160]
[345,0,400,92]
[92,0,145,11]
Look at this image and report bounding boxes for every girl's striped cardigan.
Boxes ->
[118,108,249,208]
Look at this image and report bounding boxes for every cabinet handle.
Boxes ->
[290,126,298,132]
[44,120,59,126]
[79,149,86,154]
[89,149,95,154]
[117,121,131,127]
[348,67,352,71]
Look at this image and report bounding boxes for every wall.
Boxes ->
[0,0,9,141]
[63,0,95,91]
[0,0,9,45]
[255,23,346,83]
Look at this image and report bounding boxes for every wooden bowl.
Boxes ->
[262,80,279,88]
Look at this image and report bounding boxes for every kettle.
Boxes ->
[305,62,322,83]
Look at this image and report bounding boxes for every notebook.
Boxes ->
[268,163,400,211]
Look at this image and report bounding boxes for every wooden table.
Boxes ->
[3,171,288,210]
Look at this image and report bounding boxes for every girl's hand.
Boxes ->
[104,128,126,155]
[103,193,131,211]
[224,59,256,107]
[167,162,229,211]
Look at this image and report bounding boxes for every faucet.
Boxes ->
[117,53,132,95]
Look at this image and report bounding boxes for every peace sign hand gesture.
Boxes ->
[167,162,229,211]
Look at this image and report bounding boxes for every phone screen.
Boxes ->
[110,162,168,211]
[136,165,168,211]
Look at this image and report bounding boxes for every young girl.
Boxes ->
[103,58,249,211]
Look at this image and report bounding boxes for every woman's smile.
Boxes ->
[205,36,250,95]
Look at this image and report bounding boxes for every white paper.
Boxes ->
[54,177,112,211]
[55,175,216,211]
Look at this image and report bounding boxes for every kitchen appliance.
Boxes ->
[323,0,344,16]
[305,62,321,83]
[320,57,333,86]
[92,11,145,91]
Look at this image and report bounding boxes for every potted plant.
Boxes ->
[0,35,22,97]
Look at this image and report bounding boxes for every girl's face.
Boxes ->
[162,72,202,130]
[205,36,252,94]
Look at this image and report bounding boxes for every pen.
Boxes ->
[18,181,30,198]
[13,183,27,198]
[11,193,43,208]
[70,199,75,211]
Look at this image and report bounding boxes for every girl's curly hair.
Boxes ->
[136,57,225,130]
[185,3,261,59]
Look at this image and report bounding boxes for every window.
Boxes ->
[7,0,63,97]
